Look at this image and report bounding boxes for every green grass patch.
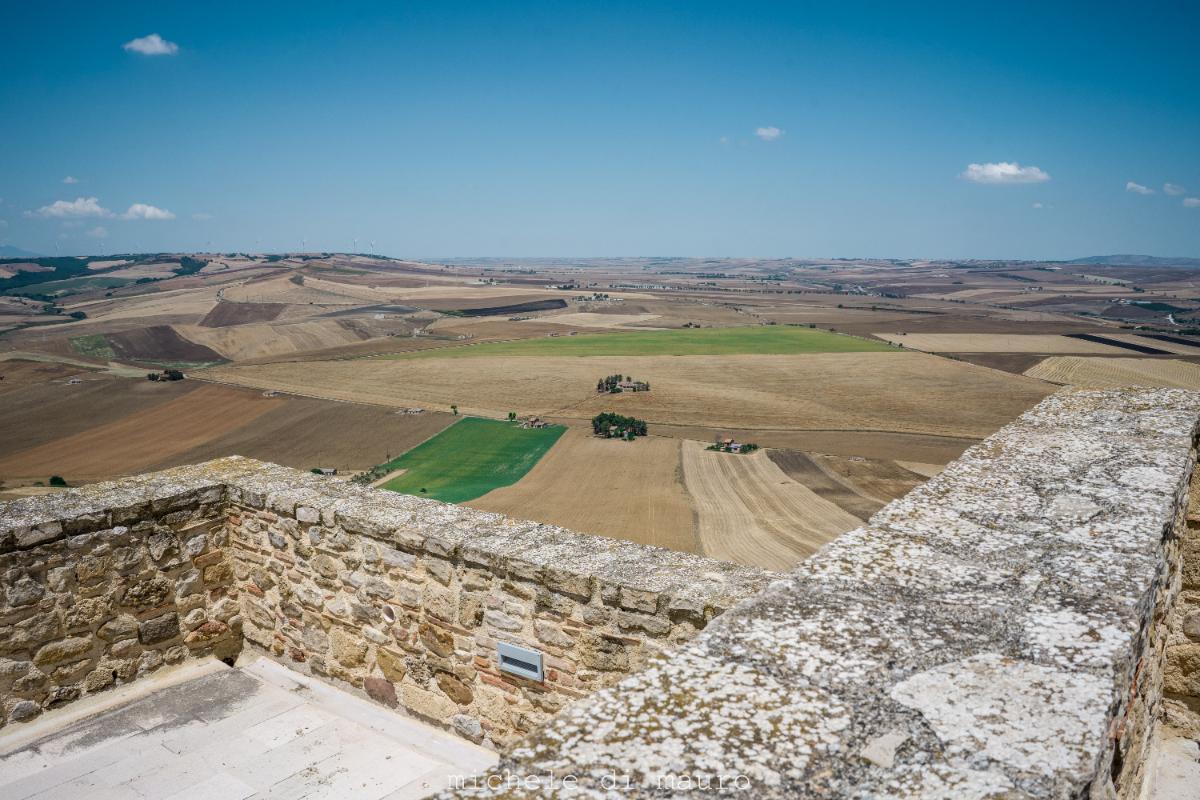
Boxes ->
[378,417,565,503]
[70,334,116,360]
[381,325,896,359]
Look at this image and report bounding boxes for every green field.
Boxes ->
[378,417,566,503]
[70,334,117,360]
[383,325,895,360]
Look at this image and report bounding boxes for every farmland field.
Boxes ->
[385,325,896,358]
[1024,356,1200,389]
[0,383,283,482]
[469,428,696,552]
[204,351,1052,443]
[873,333,1130,353]
[378,417,566,503]
[681,441,862,569]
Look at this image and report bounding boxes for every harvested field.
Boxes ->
[148,400,456,474]
[177,319,371,360]
[808,453,929,505]
[440,299,567,317]
[199,301,287,327]
[0,359,78,394]
[1062,333,1170,355]
[764,450,887,519]
[681,441,861,570]
[106,325,225,364]
[378,417,565,503]
[873,333,1129,353]
[534,312,663,328]
[63,285,221,323]
[1108,333,1200,355]
[0,383,282,482]
[617,423,977,463]
[469,428,696,553]
[895,461,944,478]
[951,352,1047,375]
[1023,356,1200,389]
[204,352,1052,440]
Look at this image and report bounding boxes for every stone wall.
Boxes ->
[0,482,242,728]
[445,388,1200,799]
[1163,469,1200,737]
[222,469,773,749]
[0,459,772,745]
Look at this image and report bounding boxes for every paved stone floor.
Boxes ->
[0,657,497,799]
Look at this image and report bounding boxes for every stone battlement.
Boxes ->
[3,388,1200,798]
[0,456,772,749]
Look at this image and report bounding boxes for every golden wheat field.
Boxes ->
[201,351,1052,439]
[1023,356,1200,389]
[468,428,696,553]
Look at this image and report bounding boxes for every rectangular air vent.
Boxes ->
[496,641,544,682]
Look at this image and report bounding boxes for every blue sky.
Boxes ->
[1,1,1197,259]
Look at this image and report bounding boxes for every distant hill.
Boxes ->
[1067,254,1200,268]
[0,245,43,259]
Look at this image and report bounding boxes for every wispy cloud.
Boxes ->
[1032,202,1053,209]
[1185,198,1200,208]
[87,226,109,239]
[29,197,175,221]
[1125,181,1154,195]
[754,126,783,142]
[62,176,79,185]
[960,162,1050,184]
[33,197,111,218]
[123,34,179,56]
[121,203,175,220]
[1164,183,1187,196]
[192,212,213,220]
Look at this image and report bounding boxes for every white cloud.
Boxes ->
[121,203,175,220]
[960,162,1050,184]
[1032,202,1049,209]
[755,126,783,141]
[718,136,729,145]
[1184,198,1200,208]
[123,33,179,56]
[62,176,79,184]
[1164,183,1186,196]
[33,197,111,218]
[1125,181,1154,195]
[192,211,213,220]
[87,226,109,239]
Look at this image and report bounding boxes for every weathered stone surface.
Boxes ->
[124,576,173,608]
[6,575,44,607]
[8,699,39,722]
[33,637,92,667]
[376,648,408,682]
[419,623,455,658]
[364,676,398,708]
[330,626,367,667]
[436,672,474,705]
[138,613,180,645]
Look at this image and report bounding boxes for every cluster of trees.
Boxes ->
[592,412,648,440]
[596,374,650,393]
[146,369,185,382]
